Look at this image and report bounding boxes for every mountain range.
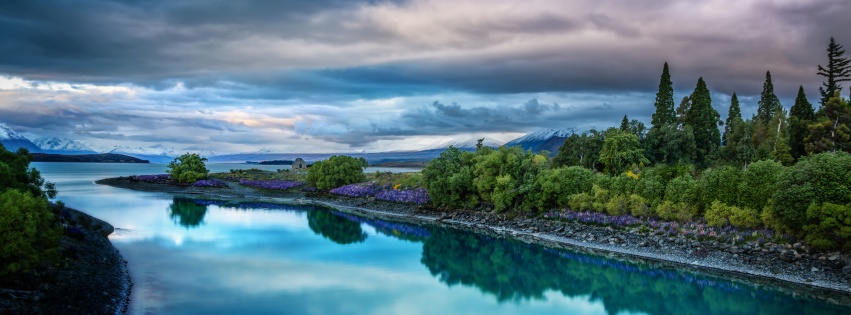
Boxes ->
[2,123,573,163]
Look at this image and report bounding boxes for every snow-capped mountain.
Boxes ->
[0,124,42,152]
[33,137,97,154]
[504,128,574,154]
[99,145,218,163]
[429,137,503,151]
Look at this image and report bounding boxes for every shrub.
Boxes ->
[167,153,209,183]
[803,202,851,250]
[664,175,700,207]
[634,173,666,208]
[656,200,696,222]
[568,193,594,211]
[0,189,61,280]
[705,200,731,227]
[773,152,851,231]
[698,166,742,209]
[422,147,478,209]
[605,195,628,216]
[627,194,651,217]
[307,155,368,191]
[738,159,783,212]
[591,184,609,213]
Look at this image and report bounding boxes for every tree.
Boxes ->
[307,155,367,190]
[620,115,629,131]
[756,71,782,124]
[553,130,605,171]
[167,153,209,183]
[789,86,815,159]
[723,93,741,146]
[817,37,851,107]
[0,146,56,199]
[806,91,851,154]
[684,77,721,167]
[599,129,649,175]
[0,189,61,279]
[651,62,676,128]
[422,147,479,209]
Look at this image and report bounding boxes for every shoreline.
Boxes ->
[97,176,851,306]
[0,208,131,315]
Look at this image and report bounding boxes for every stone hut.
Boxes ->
[291,158,307,171]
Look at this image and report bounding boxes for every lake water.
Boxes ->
[34,162,850,315]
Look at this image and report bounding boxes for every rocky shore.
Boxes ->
[0,208,131,315]
[98,176,851,306]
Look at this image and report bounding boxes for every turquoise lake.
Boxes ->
[34,162,851,315]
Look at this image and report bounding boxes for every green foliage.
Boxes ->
[627,194,651,217]
[0,146,56,199]
[719,118,756,167]
[705,201,760,228]
[532,166,595,211]
[684,77,721,167]
[169,197,209,228]
[789,86,815,159]
[633,172,666,208]
[803,202,851,250]
[773,152,851,231]
[308,155,367,191]
[569,192,594,212]
[756,71,782,124]
[651,62,676,128]
[307,210,367,245]
[598,129,648,175]
[0,189,61,280]
[806,91,851,154]
[738,160,783,212]
[656,201,696,222]
[422,147,479,209]
[553,130,605,171]
[664,175,699,206]
[698,166,742,209]
[722,93,741,146]
[167,153,209,183]
[817,37,851,107]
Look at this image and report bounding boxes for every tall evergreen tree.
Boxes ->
[651,62,676,128]
[788,86,815,159]
[684,77,721,167]
[723,93,741,146]
[620,115,629,131]
[817,37,851,107]
[756,71,782,124]
[806,91,851,154]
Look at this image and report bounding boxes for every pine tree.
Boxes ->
[756,71,782,124]
[817,37,851,107]
[620,115,629,131]
[684,77,721,167]
[651,62,676,128]
[788,86,815,159]
[806,91,851,153]
[723,93,741,146]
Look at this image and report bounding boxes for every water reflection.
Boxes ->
[169,197,209,228]
[307,210,367,245]
[155,197,849,315]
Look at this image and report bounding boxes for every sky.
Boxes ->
[0,0,849,154]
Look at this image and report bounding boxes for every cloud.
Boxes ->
[0,0,848,152]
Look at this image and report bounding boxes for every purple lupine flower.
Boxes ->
[238,179,305,191]
[192,179,228,188]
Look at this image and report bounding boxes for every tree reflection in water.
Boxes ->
[420,228,846,315]
[168,197,210,228]
[307,210,367,245]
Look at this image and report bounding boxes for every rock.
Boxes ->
[811,267,820,272]
[828,253,840,261]
[842,265,851,276]
[793,242,802,249]
[779,250,796,263]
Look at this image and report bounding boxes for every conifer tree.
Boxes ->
[620,115,629,131]
[817,37,851,106]
[684,77,721,167]
[651,63,676,128]
[756,71,782,124]
[723,93,741,146]
[788,86,815,159]
[806,91,851,153]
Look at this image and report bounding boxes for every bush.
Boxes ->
[803,202,851,250]
[698,166,741,209]
[634,173,666,208]
[568,193,594,211]
[656,200,696,222]
[705,200,730,227]
[664,175,700,207]
[773,152,851,231]
[706,200,761,228]
[307,155,368,191]
[0,189,61,280]
[739,159,783,212]
[422,147,478,209]
[627,194,651,217]
[605,195,628,216]
[167,153,209,183]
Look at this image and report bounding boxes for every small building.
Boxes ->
[291,158,307,171]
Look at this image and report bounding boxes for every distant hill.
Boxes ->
[257,160,294,165]
[33,136,97,155]
[504,128,573,155]
[31,153,150,163]
[0,124,42,152]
